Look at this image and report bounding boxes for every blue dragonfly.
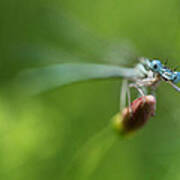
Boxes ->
[120,58,180,110]
[15,56,180,97]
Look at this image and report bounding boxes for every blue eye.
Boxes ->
[150,60,162,72]
[173,72,180,84]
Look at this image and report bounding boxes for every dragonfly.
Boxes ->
[120,58,180,110]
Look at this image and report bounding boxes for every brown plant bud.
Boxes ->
[113,95,156,136]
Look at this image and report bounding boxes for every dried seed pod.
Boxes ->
[113,95,156,136]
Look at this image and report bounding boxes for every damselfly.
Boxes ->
[120,58,180,110]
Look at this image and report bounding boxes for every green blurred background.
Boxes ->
[1,0,180,179]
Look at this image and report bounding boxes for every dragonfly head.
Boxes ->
[172,72,180,84]
[149,60,163,73]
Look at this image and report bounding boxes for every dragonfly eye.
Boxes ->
[153,64,158,69]
[150,60,162,72]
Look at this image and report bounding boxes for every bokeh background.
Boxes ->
[1,0,180,179]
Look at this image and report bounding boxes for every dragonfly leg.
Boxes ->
[127,83,132,114]
[120,79,128,111]
[136,77,157,87]
[129,83,145,97]
[120,80,132,114]
[129,83,146,104]
[168,81,180,92]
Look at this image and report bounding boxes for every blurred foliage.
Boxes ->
[1,0,180,180]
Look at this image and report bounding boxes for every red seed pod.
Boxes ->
[113,95,156,135]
